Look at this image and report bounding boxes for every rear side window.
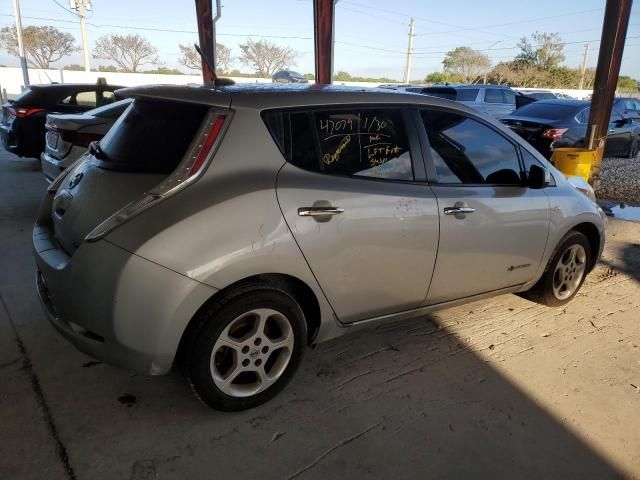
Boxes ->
[484,88,504,103]
[514,102,583,121]
[265,108,413,181]
[76,91,97,107]
[421,109,521,185]
[97,99,208,173]
[456,89,479,101]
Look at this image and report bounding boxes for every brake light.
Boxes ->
[188,115,226,177]
[63,130,103,147]
[10,107,44,118]
[542,128,568,139]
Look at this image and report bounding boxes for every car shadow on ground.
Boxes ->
[4,300,625,480]
[599,242,640,284]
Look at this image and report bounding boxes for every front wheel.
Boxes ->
[184,285,307,411]
[520,231,591,307]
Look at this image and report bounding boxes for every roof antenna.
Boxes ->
[194,43,234,87]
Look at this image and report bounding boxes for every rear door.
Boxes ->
[273,106,439,323]
[418,108,550,304]
[482,88,517,119]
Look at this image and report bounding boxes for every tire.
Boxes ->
[183,283,307,411]
[519,230,591,307]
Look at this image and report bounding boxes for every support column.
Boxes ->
[313,0,335,85]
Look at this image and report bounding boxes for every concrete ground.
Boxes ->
[1,149,639,480]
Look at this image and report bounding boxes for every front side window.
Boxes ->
[421,109,522,185]
[279,108,413,181]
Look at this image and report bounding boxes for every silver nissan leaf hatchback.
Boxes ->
[33,84,606,411]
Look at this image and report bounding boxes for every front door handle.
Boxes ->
[444,206,476,215]
[298,206,344,216]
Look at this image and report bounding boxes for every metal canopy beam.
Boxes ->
[194,0,216,85]
[586,0,633,184]
[313,0,335,84]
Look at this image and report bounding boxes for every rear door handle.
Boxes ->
[298,206,344,216]
[444,206,476,215]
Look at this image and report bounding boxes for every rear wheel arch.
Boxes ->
[176,273,321,368]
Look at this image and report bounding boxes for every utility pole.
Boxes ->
[12,0,29,86]
[403,18,415,83]
[578,43,590,90]
[69,0,92,72]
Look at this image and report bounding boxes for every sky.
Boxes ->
[0,0,639,81]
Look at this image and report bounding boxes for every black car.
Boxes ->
[271,70,309,84]
[1,82,122,158]
[614,97,640,120]
[501,99,640,159]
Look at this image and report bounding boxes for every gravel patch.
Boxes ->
[595,156,640,204]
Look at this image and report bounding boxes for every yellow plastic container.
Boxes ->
[550,148,596,182]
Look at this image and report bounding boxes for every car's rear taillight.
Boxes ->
[541,128,568,139]
[188,115,226,177]
[10,107,44,118]
[85,110,230,242]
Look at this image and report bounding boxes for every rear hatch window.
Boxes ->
[96,99,208,173]
[49,98,211,255]
[512,102,582,121]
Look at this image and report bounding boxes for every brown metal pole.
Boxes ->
[313,0,335,84]
[195,0,216,85]
[586,0,633,186]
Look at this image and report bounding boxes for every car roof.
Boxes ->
[29,83,123,90]
[117,83,485,113]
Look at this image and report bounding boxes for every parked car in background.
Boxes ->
[1,83,123,159]
[34,84,606,411]
[614,97,640,120]
[41,99,132,182]
[408,84,522,118]
[519,90,558,101]
[271,70,309,83]
[501,99,640,159]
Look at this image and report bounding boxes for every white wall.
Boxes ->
[0,67,388,99]
[0,66,600,101]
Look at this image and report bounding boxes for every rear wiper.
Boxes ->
[89,141,108,160]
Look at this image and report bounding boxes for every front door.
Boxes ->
[418,108,550,304]
[275,106,439,323]
[604,110,631,157]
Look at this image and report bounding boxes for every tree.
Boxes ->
[63,64,85,71]
[93,34,159,73]
[0,25,77,69]
[617,75,639,94]
[178,43,232,73]
[486,63,514,85]
[424,71,461,84]
[239,39,296,77]
[516,32,565,70]
[442,47,491,84]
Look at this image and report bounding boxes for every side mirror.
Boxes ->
[527,164,549,189]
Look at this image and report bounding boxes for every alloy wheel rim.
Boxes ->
[210,308,294,398]
[552,244,587,300]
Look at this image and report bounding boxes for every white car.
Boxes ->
[40,99,131,181]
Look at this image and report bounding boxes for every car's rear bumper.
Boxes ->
[0,124,20,155]
[33,217,217,375]
[40,151,65,182]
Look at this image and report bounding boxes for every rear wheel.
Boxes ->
[184,284,307,411]
[520,231,591,307]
